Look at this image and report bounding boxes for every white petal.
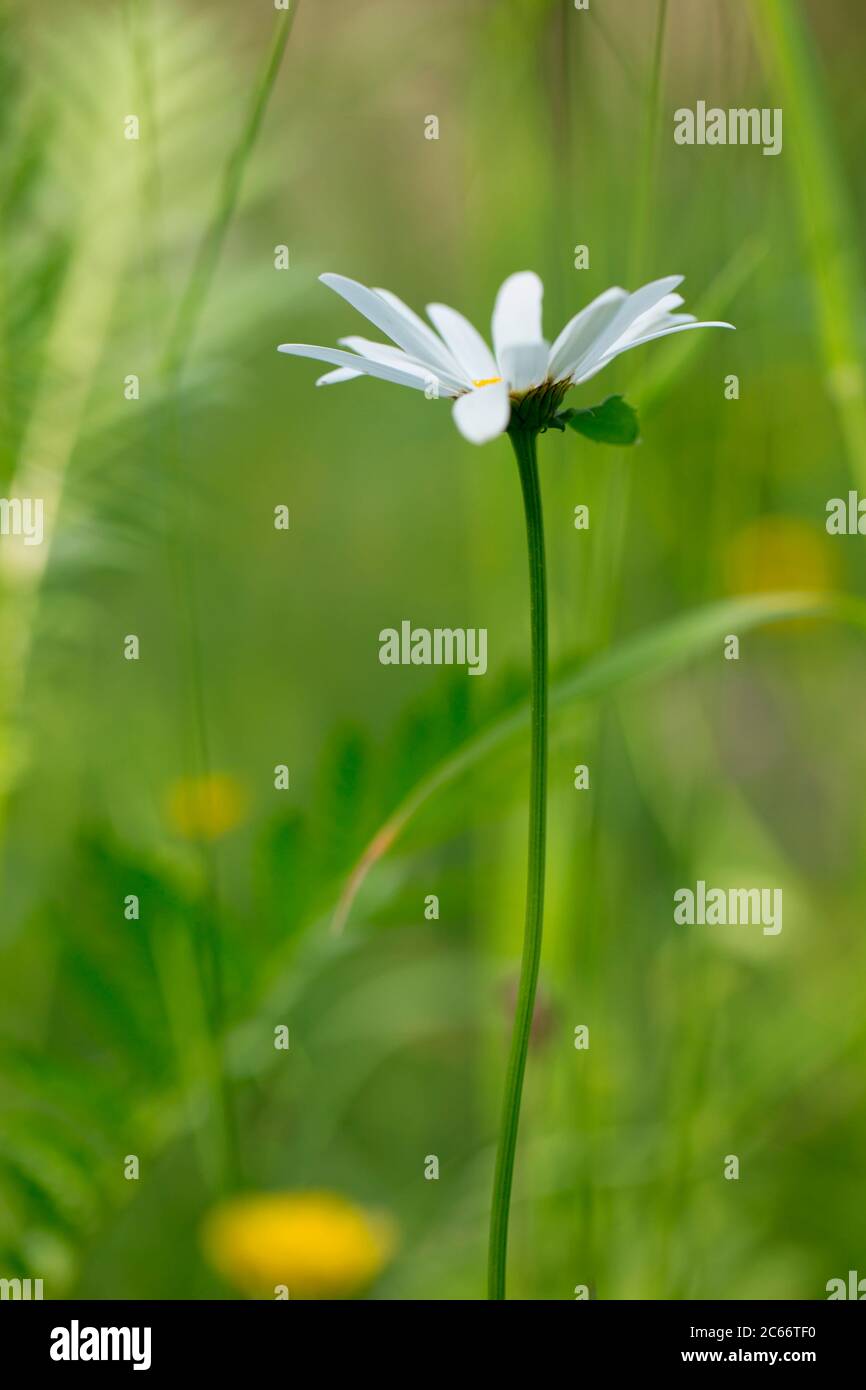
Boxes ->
[648,292,685,314]
[338,333,466,394]
[492,271,544,363]
[338,335,429,373]
[575,312,697,383]
[316,366,362,385]
[452,381,511,445]
[607,295,693,350]
[570,275,684,381]
[278,342,439,392]
[600,316,733,358]
[547,287,627,381]
[426,302,498,382]
[319,273,467,385]
[573,320,735,384]
[373,288,466,375]
[498,341,549,393]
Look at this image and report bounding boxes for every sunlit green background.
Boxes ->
[1,0,865,1300]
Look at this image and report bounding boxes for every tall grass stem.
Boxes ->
[152,2,298,1191]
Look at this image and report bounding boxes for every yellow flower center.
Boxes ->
[472,376,502,388]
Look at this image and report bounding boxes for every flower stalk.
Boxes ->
[278,263,733,1292]
[488,425,549,1300]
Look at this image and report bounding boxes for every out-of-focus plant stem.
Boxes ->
[143,1,299,1193]
[750,0,866,489]
[160,7,298,382]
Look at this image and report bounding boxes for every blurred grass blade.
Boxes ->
[751,0,866,486]
[332,590,862,933]
[157,4,299,1196]
[628,0,668,284]
[160,4,299,381]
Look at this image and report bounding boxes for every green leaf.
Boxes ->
[558,394,640,445]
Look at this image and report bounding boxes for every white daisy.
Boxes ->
[278,270,733,446]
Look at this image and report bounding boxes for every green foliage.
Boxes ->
[1,0,865,1304]
[556,394,640,445]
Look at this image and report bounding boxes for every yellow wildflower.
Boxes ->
[724,515,837,597]
[166,773,247,840]
[202,1191,396,1299]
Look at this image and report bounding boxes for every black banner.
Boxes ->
[0,1298,862,1375]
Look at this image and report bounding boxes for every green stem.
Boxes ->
[488,427,549,1300]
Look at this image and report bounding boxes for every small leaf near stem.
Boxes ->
[556,394,640,445]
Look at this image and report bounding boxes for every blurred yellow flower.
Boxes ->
[724,515,838,597]
[202,1191,396,1299]
[165,773,247,840]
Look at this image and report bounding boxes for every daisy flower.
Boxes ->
[278,270,732,444]
[277,265,733,1302]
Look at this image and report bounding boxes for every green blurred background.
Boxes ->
[1,0,866,1300]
